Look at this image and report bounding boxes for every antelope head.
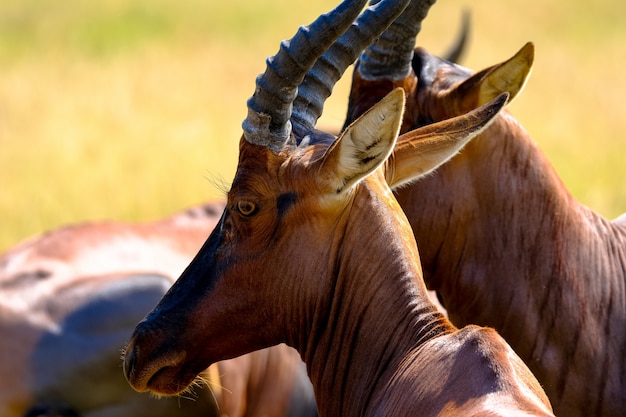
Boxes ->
[344,0,534,145]
[407,41,534,131]
[123,0,508,398]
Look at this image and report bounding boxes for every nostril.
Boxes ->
[123,343,137,382]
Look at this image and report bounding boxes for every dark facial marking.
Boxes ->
[277,192,298,219]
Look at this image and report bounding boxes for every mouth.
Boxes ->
[145,363,200,396]
[124,342,199,396]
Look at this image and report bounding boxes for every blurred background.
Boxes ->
[1,0,625,252]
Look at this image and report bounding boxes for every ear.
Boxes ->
[452,42,534,107]
[386,92,509,188]
[319,88,405,194]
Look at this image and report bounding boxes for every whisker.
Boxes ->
[192,374,221,409]
[204,171,230,196]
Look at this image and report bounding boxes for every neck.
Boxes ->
[395,112,626,414]
[397,113,568,308]
[299,184,452,416]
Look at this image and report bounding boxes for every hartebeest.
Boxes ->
[343,2,626,416]
[0,201,316,417]
[123,0,554,415]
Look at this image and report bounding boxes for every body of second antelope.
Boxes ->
[122,0,554,415]
[342,2,626,415]
[0,201,316,417]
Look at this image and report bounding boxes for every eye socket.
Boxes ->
[236,200,257,217]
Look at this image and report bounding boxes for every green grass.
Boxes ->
[1,0,625,252]
[0,0,343,61]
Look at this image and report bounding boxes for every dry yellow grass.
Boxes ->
[1,0,625,252]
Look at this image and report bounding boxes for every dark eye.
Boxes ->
[237,200,257,217]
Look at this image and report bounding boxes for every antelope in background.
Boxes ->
[343,1,626,415]
[123,0,554,415]
[0,201,317,417]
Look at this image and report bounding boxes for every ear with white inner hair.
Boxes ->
[319,87,406,194]
[451,42,534,108]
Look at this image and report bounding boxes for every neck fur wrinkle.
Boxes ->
[301,186,452,416]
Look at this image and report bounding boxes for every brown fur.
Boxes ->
[346,45,626,416]
[123,87,554,415]
[0,201,316,417]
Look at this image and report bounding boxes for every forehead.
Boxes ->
[230,143,278,196]
[230,138,328,199]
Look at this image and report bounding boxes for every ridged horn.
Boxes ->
[242,0,368,152]
[359,0,437,80]
[292,0,411,137]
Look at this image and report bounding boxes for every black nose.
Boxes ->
[123,342,137,382]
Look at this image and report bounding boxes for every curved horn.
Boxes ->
[292,0,411,137]
[359,0,436,80]
[443,9,470,64]
[242,0,368,152]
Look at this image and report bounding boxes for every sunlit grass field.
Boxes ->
[1,0,625,252]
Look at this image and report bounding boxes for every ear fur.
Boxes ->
[320,88,405,194]
[387,92,509,188]
[453,42,534,107]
